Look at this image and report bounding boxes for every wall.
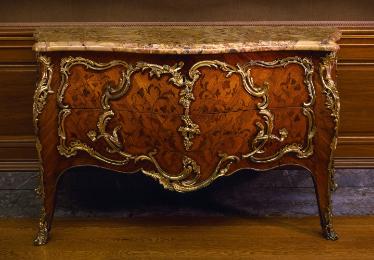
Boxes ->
[0,0,373,22]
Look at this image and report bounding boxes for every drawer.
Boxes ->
[61,57,312,113]
[191,64,310,113]
[58,106,311,180]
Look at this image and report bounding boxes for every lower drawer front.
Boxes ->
[59,107,310,180]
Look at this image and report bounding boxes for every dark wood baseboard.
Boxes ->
[0,161,39,171]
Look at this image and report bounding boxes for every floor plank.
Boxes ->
[0,217,373,259]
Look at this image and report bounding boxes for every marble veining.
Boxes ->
[34,26,341,54]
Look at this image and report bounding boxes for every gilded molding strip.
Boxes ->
[32,55,53,246]
[57,57,315,192]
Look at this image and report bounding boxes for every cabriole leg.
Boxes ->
[312,165,338,241]
[33,167,58,246]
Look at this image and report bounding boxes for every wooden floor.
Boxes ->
[0,217,373,259]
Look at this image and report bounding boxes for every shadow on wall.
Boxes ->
[1,166,372,218]
[58,167,317,217]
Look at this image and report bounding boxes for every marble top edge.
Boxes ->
[34,26,341,54]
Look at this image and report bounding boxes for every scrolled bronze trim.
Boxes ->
[33,56,53,133]
[320,52,340,192]
[32,55,53,246]
[33,207,49,245]
[57,56,315,192]
[318,52,340,241]
[240,57,316,163]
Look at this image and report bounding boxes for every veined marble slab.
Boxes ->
[33,26,341,54]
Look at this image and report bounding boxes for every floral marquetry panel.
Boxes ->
[56,55,316,180]
[32,26,341,245]
[64,63,184,114]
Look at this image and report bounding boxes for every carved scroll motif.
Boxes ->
[57,57,316,192]
[33,55,53,245]
[320,52,340,191]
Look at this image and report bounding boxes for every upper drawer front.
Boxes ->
[190,63,310,114]
[63,62,183,114]
[61,56,312,113]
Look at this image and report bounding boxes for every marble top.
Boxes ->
[33,26,341,54]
